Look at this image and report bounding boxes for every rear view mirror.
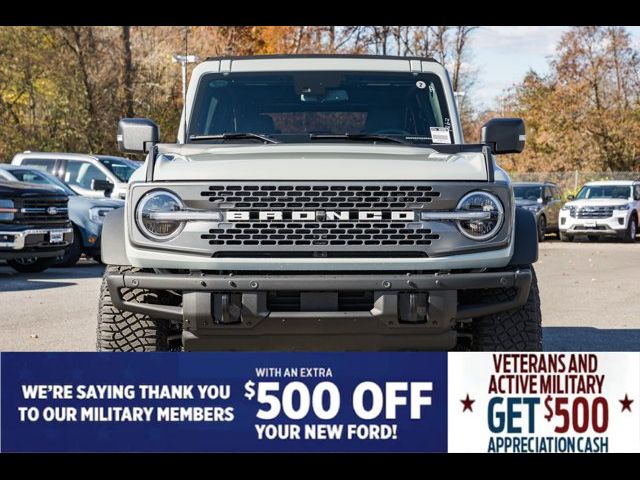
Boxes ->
[117,118,159,154]
[481,118,525,154]
[91,179,113,192]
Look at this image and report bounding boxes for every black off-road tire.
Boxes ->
[472,267,542,351]
[6,257,56,273]
[559,231,573,242]
[97,265,176,351]
[537,215,546,242]
[54,227,83,267]
[620,215,637,243]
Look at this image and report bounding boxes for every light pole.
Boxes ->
[172,54,199,103]
[453,91,466,109]
[172,54,199,143]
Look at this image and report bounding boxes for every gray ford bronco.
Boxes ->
[98,54,541,352]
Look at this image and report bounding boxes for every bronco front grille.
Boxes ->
[202,221,438,247]
[198,183,441,248]
[129,180,513,259]
[200,184,440,209]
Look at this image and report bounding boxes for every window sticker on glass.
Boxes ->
[430,127,451,144]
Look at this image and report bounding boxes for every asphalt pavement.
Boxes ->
[1,239,639,351]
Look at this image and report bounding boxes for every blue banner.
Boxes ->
[0,353,447,452]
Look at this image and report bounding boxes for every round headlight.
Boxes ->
[456,191,504,240]
[136,190,184,240]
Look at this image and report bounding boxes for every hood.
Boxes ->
[150,143,490,181]
[0,180,66,197]
[565,198,630,208]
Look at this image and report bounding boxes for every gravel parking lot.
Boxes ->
[1,239,639,351]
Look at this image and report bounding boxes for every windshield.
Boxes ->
[98,157,137,182]
[576,185,632,200]
[9,169,76,196]
[513,186,542,201]
[188,71,453,143]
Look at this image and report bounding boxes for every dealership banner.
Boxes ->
[0,353,638,453]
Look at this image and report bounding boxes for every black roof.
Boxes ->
[204,53,439,64]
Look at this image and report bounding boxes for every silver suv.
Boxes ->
[98,55,541,352]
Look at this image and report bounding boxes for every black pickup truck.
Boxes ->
[1,181,73,273]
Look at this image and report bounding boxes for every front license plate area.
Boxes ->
[50,231,64,243]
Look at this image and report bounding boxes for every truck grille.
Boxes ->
[130,181,514,259]
[202,222,438,247]
[571,206,614,219]
[201,184,440,209]
[14,197,69,225]
[199,183,441,248]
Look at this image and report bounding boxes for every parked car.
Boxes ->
[559,180,640,242]
[0,165,124,266]
[513,182,563,242]
[11,152,139,200]
[0,181,73,273]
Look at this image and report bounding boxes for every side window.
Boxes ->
[634,185,640,201]
[11,171,50,185]
[63,160,108,190]
[544,187,553,200]
[553,187,561,200]
[20,158,56,174]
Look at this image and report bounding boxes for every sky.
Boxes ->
[470,26,640,109]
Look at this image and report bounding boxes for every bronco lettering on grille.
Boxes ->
[225,211,416,221]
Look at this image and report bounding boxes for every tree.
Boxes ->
[0,26,480,162]
[504,26,640,172]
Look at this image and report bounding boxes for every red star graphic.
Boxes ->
[620,394,634,412]
[461,394,475,412]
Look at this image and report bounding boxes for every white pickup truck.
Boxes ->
[559,180,640,242]
[98,54,541,352]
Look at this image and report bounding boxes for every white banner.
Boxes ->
[448,353,640,453]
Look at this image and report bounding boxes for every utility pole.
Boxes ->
[172,54,199,106]
[172,53,199,143]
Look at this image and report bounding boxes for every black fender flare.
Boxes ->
[508,207,539,266]
[101,207,130,266]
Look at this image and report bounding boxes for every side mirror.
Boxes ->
[481,118,525,154]
[567,194,575,200]
[544,195,553,202]
[91,179,113,193]
[117,118,159,154]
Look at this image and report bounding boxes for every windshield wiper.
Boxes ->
[309,133,410,145]
[189,133,280,144]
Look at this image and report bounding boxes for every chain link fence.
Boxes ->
[509,171,640,197]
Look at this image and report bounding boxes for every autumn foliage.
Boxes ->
[1,25,638,174]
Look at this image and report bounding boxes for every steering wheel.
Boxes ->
[372,128,410,135]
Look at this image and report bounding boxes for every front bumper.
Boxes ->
[0,227,73,259]
[106,268,532,351]
[559,213,627,235]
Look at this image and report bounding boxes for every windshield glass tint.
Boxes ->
[188,72,452,142]
[10,169,75,195]
[513,186,542,201]
[99,157,136,182]
[576,185,632,200]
